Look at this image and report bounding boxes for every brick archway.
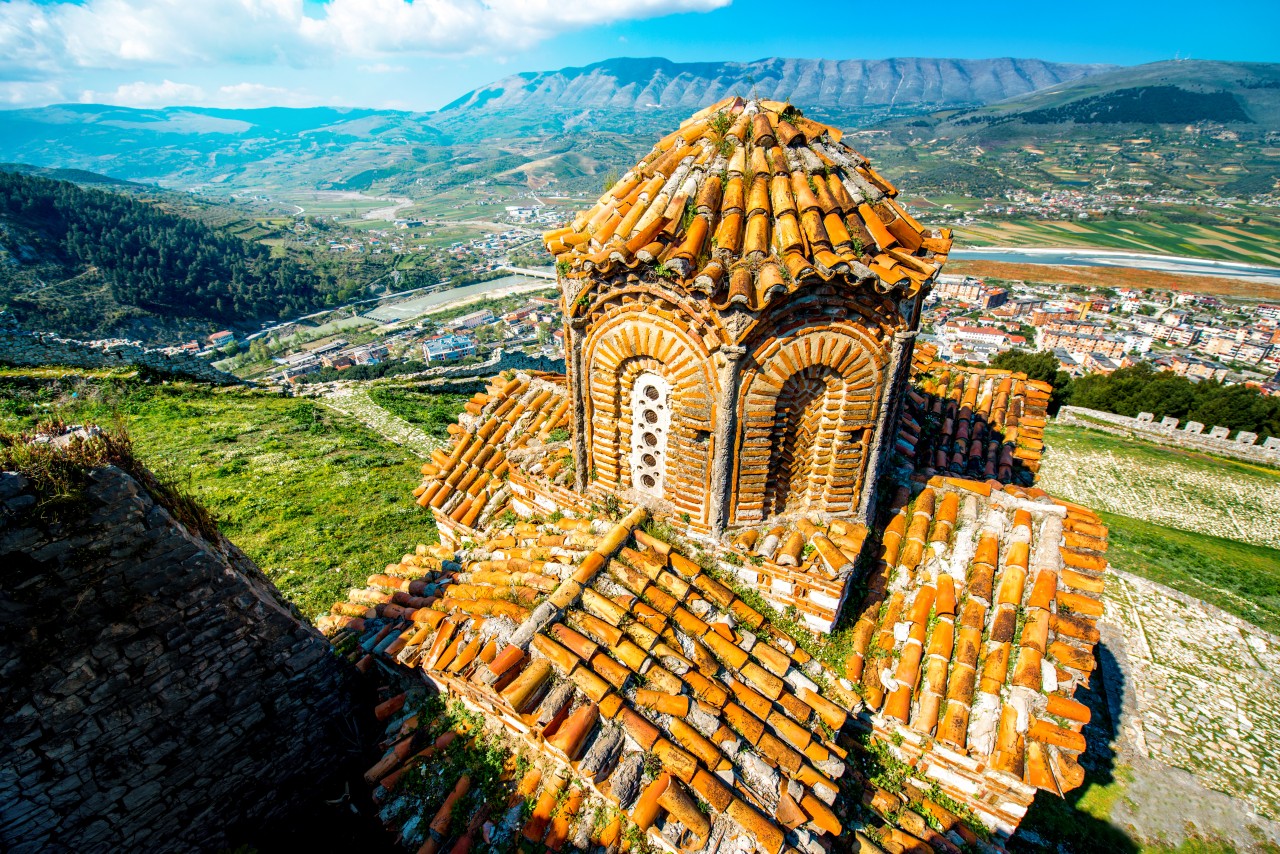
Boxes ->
[582,304,717,521]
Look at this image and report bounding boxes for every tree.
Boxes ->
[990,348,1072,413]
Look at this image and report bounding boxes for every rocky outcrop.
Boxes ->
[0,461,360,853]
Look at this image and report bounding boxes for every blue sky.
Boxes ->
[1,0,1277,110]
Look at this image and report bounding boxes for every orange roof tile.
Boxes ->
[545,98,950,313]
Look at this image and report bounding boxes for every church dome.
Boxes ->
[544,96,951,313]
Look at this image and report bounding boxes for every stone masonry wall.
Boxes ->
[0,327,242,385]
[0,465,361,853]
[1056,406,1280,467]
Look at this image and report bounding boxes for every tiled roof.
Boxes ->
[322,470,1105,850]
[896,345,1051,483]
[412,372,572,536]
[544,98,952,312]
[322,510,869,853]
[722,519,869,634]
[842,476,1107,832]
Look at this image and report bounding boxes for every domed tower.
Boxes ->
[545,97,951,536]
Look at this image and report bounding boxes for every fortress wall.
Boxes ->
[0,328,242,385]
[1055,405,1280,467]
[0,463,361,853]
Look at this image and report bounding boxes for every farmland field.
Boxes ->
[955,216,1280,267]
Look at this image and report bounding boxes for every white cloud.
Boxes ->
[0,79,68,106]
[80,79,206,107]
[0,0,732,76]
[358,62,410,73]
[78,78,318,108]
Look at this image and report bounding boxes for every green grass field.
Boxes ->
[0,373,464,619]
[1099,512,1280,635]
[1038,423,1280,633]
[366,386,471,438]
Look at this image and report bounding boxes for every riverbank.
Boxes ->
[951,246,1280,285]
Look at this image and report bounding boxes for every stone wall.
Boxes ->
[0,463,361,853]
[0,327,242,385]
[428,346,564,379]
[1055,406,1280,467]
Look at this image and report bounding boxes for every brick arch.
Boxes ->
[732,320,889,524]
[583,303,718,521]
[764,364,843,517]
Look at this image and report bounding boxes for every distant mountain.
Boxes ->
[0,104,443,186]
[0,56,1113,187]
[431,56,1115,136]
[914,60,1280,133]
[872,60,1280,198]
[440,56,1112,114]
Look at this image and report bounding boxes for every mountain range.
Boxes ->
[430,56,1114,132]
[0,57,1274,197]
[0,56,1117,187]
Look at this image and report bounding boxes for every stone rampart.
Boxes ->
[406,346,564,382]
[0,327,242,385]
[0,463,361,853]
[1055,405,1280,467]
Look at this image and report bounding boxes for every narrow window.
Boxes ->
[629,373,671,498]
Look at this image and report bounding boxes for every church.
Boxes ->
[321,97,1108,854]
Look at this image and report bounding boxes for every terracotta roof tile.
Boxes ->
[546,99,949,312]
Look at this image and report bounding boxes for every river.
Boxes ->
[951,247,1280,286]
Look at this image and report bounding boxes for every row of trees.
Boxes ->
[990,349,1280,437]
[0,171,364,325]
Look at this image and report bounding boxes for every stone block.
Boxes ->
[1184,421,1204,435]
[0,464,358,852]
[1236,432,1257,445]
[1135,412,1154,422]
[1264,437,1280,450]
[1208,425,1229,440]
[1159,416,1179,429]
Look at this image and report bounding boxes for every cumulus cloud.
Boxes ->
[0,0,731,76]
[79,79,206,107]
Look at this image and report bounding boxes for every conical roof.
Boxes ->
[544,96,951,312]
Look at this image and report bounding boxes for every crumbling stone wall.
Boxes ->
[0,465,361,853]
[0,327,241,385]
[1056,406,1280,467]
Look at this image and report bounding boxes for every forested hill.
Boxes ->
[0,171,362,341]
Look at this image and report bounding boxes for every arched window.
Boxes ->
[629,372,671,498]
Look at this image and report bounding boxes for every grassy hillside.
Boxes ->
[0,168,387,344]
[1038,422,1280,633]
[0,369,463,618]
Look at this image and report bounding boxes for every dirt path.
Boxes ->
[318,386,442,459]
